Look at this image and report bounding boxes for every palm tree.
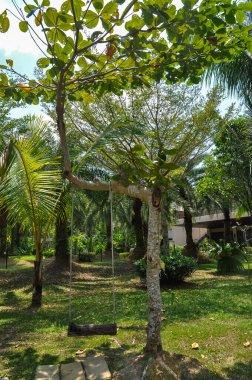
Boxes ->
[0,117,62,307]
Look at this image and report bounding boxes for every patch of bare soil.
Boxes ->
[113,352,224,380]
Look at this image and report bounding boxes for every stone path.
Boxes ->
[35,356,111,380]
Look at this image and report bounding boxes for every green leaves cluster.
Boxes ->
[0,0,252,105]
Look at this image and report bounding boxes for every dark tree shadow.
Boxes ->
[224,359,252,380]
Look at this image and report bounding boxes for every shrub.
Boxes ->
[135,253,198,283]
[78,251,96,262]
[43,248,55,258]
[209,240,246,274]
[161,254,198,283]
[119,252,130,259]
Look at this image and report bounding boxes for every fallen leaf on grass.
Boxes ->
[192,342,199,350]
[76,349,85,355]
[243,341,251,348]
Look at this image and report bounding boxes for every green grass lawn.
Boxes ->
[0,257,251,379]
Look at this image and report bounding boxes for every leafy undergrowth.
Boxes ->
[0,257,251,379]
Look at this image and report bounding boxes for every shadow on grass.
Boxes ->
[224,359,252,380]
[3,347,60,380]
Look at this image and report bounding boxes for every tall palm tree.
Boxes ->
[0,117,62,307]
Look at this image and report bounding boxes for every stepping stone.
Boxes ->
[83,356,111,380]
[35,365,59,379]
[61,362,86,380]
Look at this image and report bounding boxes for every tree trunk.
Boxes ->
[131,198,146,259]
[32,250,43,307]
[223,207,232,243]
[144,194,163,355]
[184,208,197,258]
[161,205,170,256]
[0,208,8,257]
[55,216,69,265]
[10,224,21,255]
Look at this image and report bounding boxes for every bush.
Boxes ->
[161,254,198,283]
[135,253,198,283]
[78,251,96,262]
[119,252,130,259]
[209,240,246,274]
[43,248,55,258]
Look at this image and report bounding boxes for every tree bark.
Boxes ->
[183,207,197,258]
[131,198,146,259]
[144,196,163,355]
[223,207,232,243]
[55,216,69,265]
[0,208,8,257]
[32,250,43,307]
[161,205,170,256]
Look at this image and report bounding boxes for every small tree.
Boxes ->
[0,118,62,306]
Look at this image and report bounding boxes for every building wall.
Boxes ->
[171,226,207,246]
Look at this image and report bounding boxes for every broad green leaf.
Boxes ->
[247,41,252,53]
[84,10,99,29]
[0,73,8,85]
[125,15,145,31]
[24,4,36,13]
[181,0,199,8]
[101,1,118,19]
[132,143,146,155]
[238,2,252,11]
[0,11,10,33]
[93,0,104,11]
[42,0,50,6]
[43,7,58,27]
[79,91,95,102]
[37,57,50,68]
[236,10,246,24]
[61,0,71,13]
[19,21,29,32]
[77,57,88,68]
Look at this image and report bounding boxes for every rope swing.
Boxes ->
[68,184,117,336]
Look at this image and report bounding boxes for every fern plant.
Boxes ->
[209,240,246,274]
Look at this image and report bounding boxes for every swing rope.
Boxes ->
[68,184,117,335]
[109,181,116,324]
[68,188,75,324]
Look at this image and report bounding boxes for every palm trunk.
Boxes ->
[55,216,69,265]
[184,208,197,258]
[10,224,21,255]
[132,198,146,259]
[144,193,162,355]
[0,208,8,257]
[223,207,232,243]
[32,243,43,307]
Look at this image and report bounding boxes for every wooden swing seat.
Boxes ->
[68,322,117,336]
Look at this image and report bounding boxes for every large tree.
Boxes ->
[1,0,252,355]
